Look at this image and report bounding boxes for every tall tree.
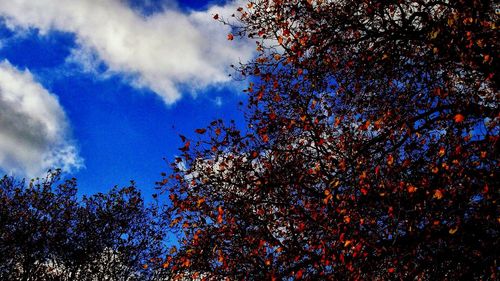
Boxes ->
[163,0,498,280]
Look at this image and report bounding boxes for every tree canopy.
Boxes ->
[162,0,499,280]
[0,170,167,281]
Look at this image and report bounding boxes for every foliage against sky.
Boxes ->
[0,0,498,280]
[0,0,253,192]
[162,0,499,279]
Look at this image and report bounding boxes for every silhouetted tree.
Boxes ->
[162,1,498,280]
[0,170,167,281]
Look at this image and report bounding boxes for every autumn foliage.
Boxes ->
[1,1,497,280]
[162,0,499,280]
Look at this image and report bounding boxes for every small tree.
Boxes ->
[163,1,498,280]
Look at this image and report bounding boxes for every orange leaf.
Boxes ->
[217,206,224,223]
[432,166,439,174]
[182,259,191,268]
[195,128,207,134]
[387,154,394,166]
[197,197,205,207]
[438,147,446,157]
[261,134,269,142]
[360,120,370,131]
[454,114,465,123]
[334,117,341,126]
[227,33,234,41]
[433,189,444,200]
[169,246,177,254]
[407,185,417,193]
[323,189,333,204]
[449,226,458,234]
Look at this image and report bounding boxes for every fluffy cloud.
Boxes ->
[0,0,255,104]
[0,60,83,177]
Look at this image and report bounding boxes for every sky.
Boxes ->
[0,0,254,196]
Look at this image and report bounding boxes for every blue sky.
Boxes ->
[0,0,253,196]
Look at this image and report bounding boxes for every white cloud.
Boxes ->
[0,60,83,177]
[0,0,255,104]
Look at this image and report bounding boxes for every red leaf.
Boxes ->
[296,269,304,279]
[180,141,191,152]
[195,128,207,134]
[227,33,234,41]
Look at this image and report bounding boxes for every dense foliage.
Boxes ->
[162,0,499,280]
[0,170,167,281]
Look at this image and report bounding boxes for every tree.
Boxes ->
[162,1,498,280]
[0,170,167,281]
